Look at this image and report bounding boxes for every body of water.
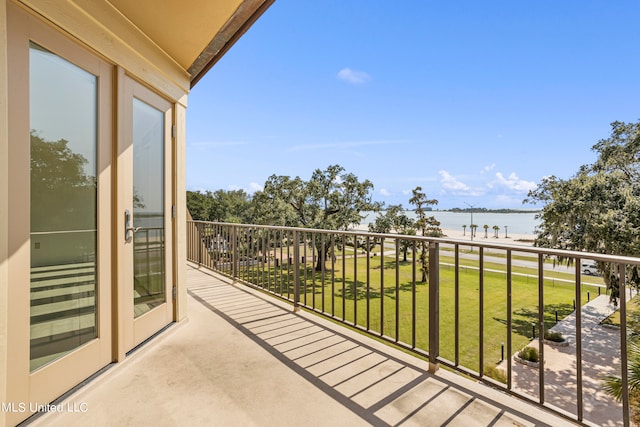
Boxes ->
[361,211,541,236]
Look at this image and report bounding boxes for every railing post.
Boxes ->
[619,264,630,427]
[197,223,203,267]
[428,241,440,373]
[232,225,238,282]
[575,258,584,422]
[293,229,301,312]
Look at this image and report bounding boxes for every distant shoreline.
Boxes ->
[353,224,536,246]
[437,227,536,246]
[376,208,541,214]
[361,211,540,236]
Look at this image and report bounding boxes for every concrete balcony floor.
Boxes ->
[29,264,578,427]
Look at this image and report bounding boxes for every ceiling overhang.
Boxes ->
[188,0,274,87]
[107,0,274,88]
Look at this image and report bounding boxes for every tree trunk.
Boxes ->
[315,244,328,271]
[420,243,428,282]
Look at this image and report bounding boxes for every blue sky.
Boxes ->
[186,1,640,209]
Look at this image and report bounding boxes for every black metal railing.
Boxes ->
[187,220,639,426]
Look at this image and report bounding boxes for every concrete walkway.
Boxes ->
[26,264,578,427]
[502,291,631,427]
[549,289,632,340]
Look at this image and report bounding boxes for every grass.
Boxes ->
[602,297,639,327]
[228,244,600,376]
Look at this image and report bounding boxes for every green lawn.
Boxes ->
[602,297,639,327]
[232,244,602,376]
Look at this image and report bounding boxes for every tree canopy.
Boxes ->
[369,204,416,262]
[254,164,381,230]
[525,120,640,300]
[30,130,95,232]
[188,165,383,271]
[368,204,414,235]
[187,189,253,223]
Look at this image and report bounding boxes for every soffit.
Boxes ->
[107,0,273,86]
[108,0,242,69]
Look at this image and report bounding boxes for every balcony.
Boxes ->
[185,221,638,426]
[29,221,637,426]
[30,264,578,427]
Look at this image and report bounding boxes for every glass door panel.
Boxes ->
[29,42,98,371]
[132,98,166,317]
[120,76,173,352]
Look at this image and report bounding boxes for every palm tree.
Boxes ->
[483,224,489,238]
[603,341,640,423]
[462,224,467,236]
[493,225,499,238]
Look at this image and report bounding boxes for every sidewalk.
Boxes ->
[501,291,630,426]
[550,289,631,342]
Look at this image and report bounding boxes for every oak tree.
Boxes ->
[525,120,640,302]
[255,164,381,270]
[368,204,416,261]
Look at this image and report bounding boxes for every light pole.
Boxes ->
[464,202,476,242]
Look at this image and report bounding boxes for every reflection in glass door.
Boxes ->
[29,42,98,371]
[132,99,166,317]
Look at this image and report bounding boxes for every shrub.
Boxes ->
[518,346,539,363]
[544,331,565,342]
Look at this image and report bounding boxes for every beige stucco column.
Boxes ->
[0,0,9,422]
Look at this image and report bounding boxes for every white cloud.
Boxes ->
[227,182,263,194]
[439,170,470,192]
[480,163,496,174]
[380,188,392,197]
[248,182,263,193]
[491,172,536,193]
[337,67,372,84]
[438,170,486,197]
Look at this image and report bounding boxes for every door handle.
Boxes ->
[124,209,142,241]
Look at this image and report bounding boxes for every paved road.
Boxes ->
[377,241,604,288]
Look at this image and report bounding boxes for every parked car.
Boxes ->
[581,263,598,276]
